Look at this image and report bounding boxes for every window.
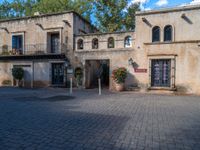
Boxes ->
[164,25,173,42]
[108,37,115,48]
[152,26,160,42]
[12,35,23,54]
[92,38,98,49]
[77,39,84,50]
[124,36,132,48]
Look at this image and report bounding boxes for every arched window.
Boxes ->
[152,26,160,42]
[92,38,98,49]
[108,37,115,48]
[124,36,132,48]
[164,25,173,42]
[77,39,83,50]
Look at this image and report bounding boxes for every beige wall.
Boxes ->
[0,12,96,87]
[75,32,136,90]
[134,5,200,94]
[75,5,200,94]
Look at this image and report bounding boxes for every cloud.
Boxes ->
[155,0,168,6]
[190,0,200,5]
[129,0,149,10]
[132,0,149,3]
[179,0,200,7]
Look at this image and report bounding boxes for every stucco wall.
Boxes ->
[134,6,200,94]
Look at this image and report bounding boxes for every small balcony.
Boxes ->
[0,43,67,56]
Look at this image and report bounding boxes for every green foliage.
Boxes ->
[0,0,140,31]
[94,0,140,32]
[12,67,24,81]
[112,67,127,84]
[74,67,83,86]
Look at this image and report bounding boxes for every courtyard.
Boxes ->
[0,87,200,150]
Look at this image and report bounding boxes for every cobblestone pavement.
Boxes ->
[0,87,200,150]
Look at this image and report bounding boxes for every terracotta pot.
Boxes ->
[115,83,125,91]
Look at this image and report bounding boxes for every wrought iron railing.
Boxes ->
[0,43,67,56]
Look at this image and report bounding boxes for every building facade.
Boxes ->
[0,5,200,94]
[0,11,97,87]
[75,5,200,94]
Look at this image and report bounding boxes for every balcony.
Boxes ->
[0,43,67,56]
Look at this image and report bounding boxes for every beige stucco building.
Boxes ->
[0,11,97,87]
[75,5,200,94]
[1,5,200,94]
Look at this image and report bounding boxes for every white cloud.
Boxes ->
[179,0,200,7]
[129,0,149,10]
[190,0,200,5]
[156,0,168,7]
[132,0,149,3]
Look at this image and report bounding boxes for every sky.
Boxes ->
[130,0,200,10]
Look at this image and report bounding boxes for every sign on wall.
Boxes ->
[134,68,147,73]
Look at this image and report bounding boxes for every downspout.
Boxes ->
[31,61,34,88]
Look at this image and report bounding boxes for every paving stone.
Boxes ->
[0,87,200,149]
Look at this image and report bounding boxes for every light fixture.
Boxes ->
[128,58,134,66]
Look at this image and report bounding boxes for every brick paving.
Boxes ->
[0,87,200,150]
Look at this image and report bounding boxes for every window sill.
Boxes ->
[148,87,177,91]
[144,40,200,45]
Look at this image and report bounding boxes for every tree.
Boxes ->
[94,0,140,32]
[0,0,140,31]
[12,67,24,87]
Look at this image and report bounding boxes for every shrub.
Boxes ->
[112,67,127,84]
[74,67,83,86]
[2,80,12,86]
[12,67,24,81]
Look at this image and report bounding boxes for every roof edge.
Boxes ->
[75,30,135,37]
[136,4,200,16]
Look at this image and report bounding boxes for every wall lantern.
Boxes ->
[128,58,134,66]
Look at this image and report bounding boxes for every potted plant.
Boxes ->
[74,67,83,88]
[112,67,127,91]
[12,67,24,87]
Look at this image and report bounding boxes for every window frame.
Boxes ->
[107,37,115,48]
[124,36,132,48]
[164,25,173,42]
[152,26,161,43]
[92,38,99,49]
[77,39,84,50]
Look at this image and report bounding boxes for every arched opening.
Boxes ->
[108,37,115,48]
[152,26,160,42]
[124,36,132,48]
[92,38,99,49]
[77,39,84,50]
[164,25,173,42]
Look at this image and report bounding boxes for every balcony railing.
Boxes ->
[0,43,67,56]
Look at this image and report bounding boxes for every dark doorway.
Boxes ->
[52,63,64,85]
[151,59,171,87]
[50,33,60,53]
[85,60,110,89]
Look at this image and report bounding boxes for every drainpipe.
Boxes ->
[31,61,34,88]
